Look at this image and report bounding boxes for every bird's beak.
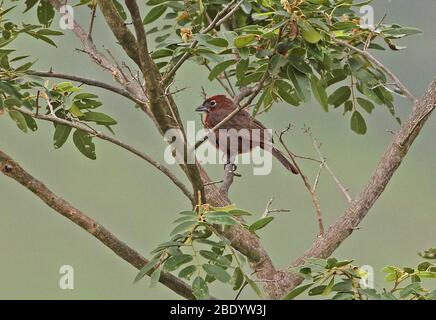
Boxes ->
[195,104,208,112]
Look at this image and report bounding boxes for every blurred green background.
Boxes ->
[0,0,435,299]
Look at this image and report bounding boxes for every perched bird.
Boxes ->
[195,95,298,174]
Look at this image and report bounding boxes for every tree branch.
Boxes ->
[279,77,436,297]
[26,70,144,106]
[47,0,150,116]
[12,108,194,203]
[277,126,325,235]
[124,0,205,203]
[336,39,418,104]
[46,0,296,299]
[0,150,196,300]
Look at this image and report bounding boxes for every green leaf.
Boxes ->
[328,86,351,107]
[192,276,209,300]
[25,31,57,47]
[284,283,313,300]
[249,217,274,232]
[149,266,162,287]
[234,34,257,48]
[178,265,197,280]
[384,272,399,282]
[205,215,237,226]
[236,59,249,82]
[322,277,335,296]
[356,97,375,114]
[74,93,99,100]
[170,220,196,236]
[230,267,244,291]
[134,258,160,283]
[350,111,367,135]
[416,271,436,278]
[37,0,55,26]
[173,215,197,223]
[24,0,38,13]
[199,251,231,267]
[417,262,431,271]
[400,282,421,298]
[23,113,37,131]
[81,112,117,125]
[310,75,328,111]
[37,29,63,36]
[164,254,193,271]
[69,103,85,117]
[208,60,236,81]
[112,0,127,20]
[270,54,288,75]
[276,80,300,106]
[300,20,321,44]
[332,279,352,292]
[207,38,228,47]
[179,210,196,216]
[245,276,263,299]
[143,5,167,24]
[287,66,310,102]
[228,209,252,216]
[151,48,174,59]
[202,264,231,283]
[72,129,96,160]
[332,292,354,300]
[8,110,28,133]
[309,285,327,296]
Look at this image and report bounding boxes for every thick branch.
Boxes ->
[47,0,150,116]
[96,0,140,65]
[124,0,205,202]
[279,77,436,297]
[47,0,287,299]
[13,108,194,203]
[0,150,195,300]
[163,0,244,83]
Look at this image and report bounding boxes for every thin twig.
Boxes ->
[262,196,291,218]
[311,137,353,204]
[12,107,194,203]
[26,70,146,107]
[363,13,387,51]
[312,162,324,193]
[336,39,417,103]
[277,126,324,235]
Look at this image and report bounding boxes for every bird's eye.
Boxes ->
[210,100,217,107]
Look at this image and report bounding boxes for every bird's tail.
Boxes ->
[272,147,299,174]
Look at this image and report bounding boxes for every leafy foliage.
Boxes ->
[286,251,436,300]
[139,0,421,133]
[134,199,270,299]
[0,3,118,159]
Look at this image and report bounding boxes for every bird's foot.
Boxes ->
[224,163,241,177]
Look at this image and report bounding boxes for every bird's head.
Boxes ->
[195,95,235,113]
